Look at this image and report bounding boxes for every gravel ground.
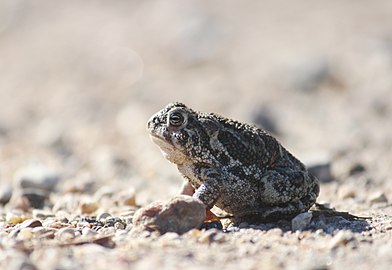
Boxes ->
[1,0,392,269]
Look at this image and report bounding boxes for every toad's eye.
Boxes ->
[169,111,185,127]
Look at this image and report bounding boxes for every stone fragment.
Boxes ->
[6,212,27,225]
[17,228,34,240]
[32,209,55,220]
[97,212,111,221]
[0,184,12,205]
[286,56,331,93]
[20,219,43,229]
[337,185,357,199]
[305,153,333,183]
[82,227,98,237]
[348,163,366,176]
[80,200,98,214]
[329,231,355,249]
[251,107,279,135]
[132,195,206,235]
[368,192,388,204]
[56,227,78,241]
[291,212,313,231]
[32,227,56,239]
[116,188,137,206]
[14,164,60,192]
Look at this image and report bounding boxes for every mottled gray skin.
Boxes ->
[147,102,319,222]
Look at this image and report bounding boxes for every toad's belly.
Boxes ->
[214,181,260,216]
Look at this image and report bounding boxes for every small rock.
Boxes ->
[97,227,116,235]
[291,212,313,231]
[305,153,333,183]
[286,56,331,93]
[81,227,98,237]
[158,232,180,247]
[238,222,249,229]
[119,210,135,224]
[17,228,34,240]
[349,163,366,176]
[56,227,77,241]
[32,209,55,219]
[14,164,60,192]
[132,195,206,235]
[337,185,357,199]
[329,231,355,249]
[6,212,27,225]
[32,227,56,239]
[80,200,98,214]
[97,212,112,221]
[0,184,12,205]
[116,188,137,206]
[251,107,279,135]
[114,222,125,230]
[20,219,42,229]
[198,229,224,244]
[368,191,388,204]
[94,185,116,201]
[20,188,48,209]
[266,228,284,236]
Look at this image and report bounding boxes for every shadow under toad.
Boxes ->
[220,203,372,234]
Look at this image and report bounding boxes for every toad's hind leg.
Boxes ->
[259,168,319,205]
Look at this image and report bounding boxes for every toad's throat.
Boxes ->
[149,134,190,165]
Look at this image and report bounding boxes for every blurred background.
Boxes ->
[0,0,391,205]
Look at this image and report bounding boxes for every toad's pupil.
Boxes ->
[169,112,184,126]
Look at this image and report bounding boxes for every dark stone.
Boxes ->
[349,163,366,176]
[307,163,333,183]
[251,107,279,135]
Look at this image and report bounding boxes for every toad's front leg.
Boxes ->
[180,166,222,223]
[192,167,222,209]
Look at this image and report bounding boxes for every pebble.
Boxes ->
[17,228,34,240]
[198,229,225,244]
[20,188,48,209]
[6,212,27,225]
[132,195,206,235]
[14,164,60,192]
[337,185,357,199]
[82,227,98,237]
[238,222,249,229]
[97,227,116,235]
[158,232,180,247]
[56,228,78,241]
[97,212,112,221]
[329,231,355,249]
[32,227,56,239]
[348,163,366,176]
[291,212,313,231]
[80,200,98,214]
[114,222,125,230]
[305,153,333,183]
[251,107,279,135]
[265,228,284,236]
[116,188,137,206]
[93,185,116,201]
[368,192,388,204]
[0,184,12,205]
[20,219,42,229]
[286,55,331,92]
[118,210,135,224]
[32,209,55,219]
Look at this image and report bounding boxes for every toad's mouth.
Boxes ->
[149,133,190,164]
[149,133,173,148]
